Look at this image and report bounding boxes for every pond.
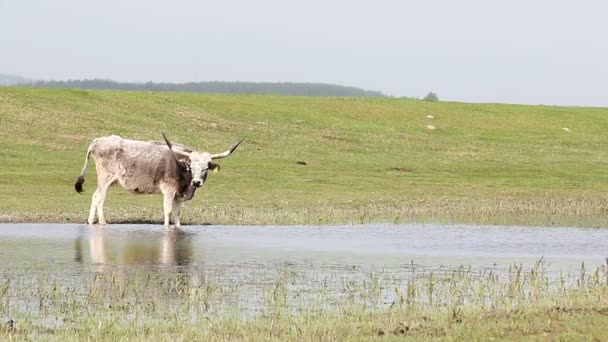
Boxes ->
[1,223,606,269]
[0,223,607,317]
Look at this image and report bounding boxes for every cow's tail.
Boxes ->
[75,139,97,193]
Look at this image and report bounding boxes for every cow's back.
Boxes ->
[92,135,177,194]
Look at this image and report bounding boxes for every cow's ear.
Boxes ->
[209,162,221,172]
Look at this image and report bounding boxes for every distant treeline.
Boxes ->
[28,79,387,97]
[0,73,32,86]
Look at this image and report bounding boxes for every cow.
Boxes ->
[74,133,243,227]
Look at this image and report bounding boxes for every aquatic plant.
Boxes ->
[1,259,608,340]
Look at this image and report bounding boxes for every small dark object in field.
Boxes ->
[389,167,411,173]
[296,161,307,166]
[393,327,407,335]
[377,329,385,336]
[4,319,14,332]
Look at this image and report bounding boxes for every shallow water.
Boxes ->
[1,223,607,315]
[1,223,606,269]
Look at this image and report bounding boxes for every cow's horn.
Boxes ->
[210,138,245,159]
[162,132,191,157]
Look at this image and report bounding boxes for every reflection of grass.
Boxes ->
[2,260,608,340]
[2,87,608,226]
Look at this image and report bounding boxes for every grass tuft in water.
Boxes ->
[1,259,608,340]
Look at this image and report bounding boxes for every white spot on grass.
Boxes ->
[426,115,435,119]
[562,127,571,133]
[426,125,436,131]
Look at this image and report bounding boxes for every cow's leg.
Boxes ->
[96,190,108,225]
[95,176,115,225]
[171,200,182,228]
[162,191,176,227]
[87,190,99,224]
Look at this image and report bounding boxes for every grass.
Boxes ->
[1,87,608,226]
[2,259,608,340]
[2,87,608,340]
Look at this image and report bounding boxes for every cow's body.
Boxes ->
[88,136,196,199]
[75,134,242,227]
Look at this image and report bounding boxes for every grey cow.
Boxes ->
[75,134,243,227]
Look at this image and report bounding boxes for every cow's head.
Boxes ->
[162,133,243,188]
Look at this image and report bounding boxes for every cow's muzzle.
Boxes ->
[192,180,202,188]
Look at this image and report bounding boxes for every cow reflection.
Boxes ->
[74,228,195,303]
[76,227,193,268]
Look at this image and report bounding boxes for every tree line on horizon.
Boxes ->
[26,79,387,97]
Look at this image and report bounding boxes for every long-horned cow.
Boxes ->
[75,134,243,227]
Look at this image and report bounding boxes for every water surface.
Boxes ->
[1,223,606,314]
[1,223,605,269]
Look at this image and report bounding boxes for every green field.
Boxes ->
[1,87,608,226]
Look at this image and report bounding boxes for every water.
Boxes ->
[1,223,606,269]
[0,223,607,315]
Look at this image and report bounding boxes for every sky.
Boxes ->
[1,0,607,106]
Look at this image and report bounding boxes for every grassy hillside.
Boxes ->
[1,87,607,226]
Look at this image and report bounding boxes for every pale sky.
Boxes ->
[1,0,607,106]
